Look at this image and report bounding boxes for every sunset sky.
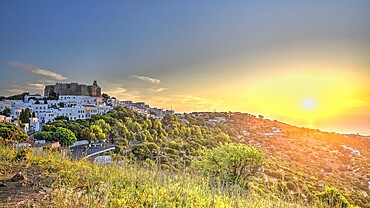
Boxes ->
[0,1,369,135]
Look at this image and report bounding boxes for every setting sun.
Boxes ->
[303,100,316,110]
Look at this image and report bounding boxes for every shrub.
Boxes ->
[197,143,264,184]
[286,181,297,191]
[316,187,350,208]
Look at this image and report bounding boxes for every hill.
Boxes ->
[0,107,368,207]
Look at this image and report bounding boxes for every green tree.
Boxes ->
[0,107,11,116]
[19,108,31,123]
[94,119,111,134]
[54,127,77,147]
[33,131,53,141]
[80,127,95,141]
[90,125,106,141]
[132,122,142,132]
[316,187,350,208]
[197,144,264,183]
[0,122,29,143]
[132,143,151,160]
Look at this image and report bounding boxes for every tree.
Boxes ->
[0,107,11,116]
[54,116,69,121]
[54,127,77,147]
[0,122,29,143]
[94,119,110,134]
[102,93,110,101]
[197,144,264,183]
[80,127,95,141]
[132,143,151,160]
[33,131,53,141]
[19,108,31,123]
[316,187,350,208]
[90,125,106,141]
[132,122,142,132]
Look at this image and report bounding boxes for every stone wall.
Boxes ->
[44,81,102,97]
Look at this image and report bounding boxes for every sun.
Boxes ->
[303,99,316,110]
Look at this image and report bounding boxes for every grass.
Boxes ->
[0,146,357,207]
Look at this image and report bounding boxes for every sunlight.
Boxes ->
[303,99,316,110]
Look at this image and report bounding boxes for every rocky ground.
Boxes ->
[0,166,54,207]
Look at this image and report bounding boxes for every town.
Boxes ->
[0,81,174,136]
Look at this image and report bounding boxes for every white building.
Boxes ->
[30,104,49,116]
[24,94,45,103]
[59,95,98,106]
[0,115,12,123]
[0,100,12,112]
[30,117,40,132]
[83,104,98,118]
[38,109,58,123]
[56,105,87,121]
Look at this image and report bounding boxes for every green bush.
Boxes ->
[286,181,297,191]
[197,143,264,184]
[316,187,350,208]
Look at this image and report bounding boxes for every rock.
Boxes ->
[0,181,6,187]
[42,187,53,193]
[10,172,27,182]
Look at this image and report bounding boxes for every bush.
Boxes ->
[197,143,264,184]
[316,187,350,208]
[15,148,30,161]
[286,181,297,191]
[54,127,77,147]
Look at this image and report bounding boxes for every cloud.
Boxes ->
[8,61,67,80]
[105,87,127,95]
[152,87,168,92]
[105,87,141,101]
[28,83,45,90]
[131,75,160,84]
[6,88,25,94]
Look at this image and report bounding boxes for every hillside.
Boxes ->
[223,112,370,207]
[0,107,368,207]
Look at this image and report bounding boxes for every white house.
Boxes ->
[38,109,57,123]
[56,105,87,121]
[59,95,98,106]
[29,117,40,132]
[0,100,11,112]
[24,94,45,103]
[30,103,49,116]
[83,104,98,118]
[0,115,12,123]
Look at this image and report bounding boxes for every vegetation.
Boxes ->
[0,146,306,207]
[19,108,31,124]
[197,143,264,184]
[0,122,29,144]
[0,107,367,207]
[54,127,77,147]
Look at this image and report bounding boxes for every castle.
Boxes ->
[44,81,102,97]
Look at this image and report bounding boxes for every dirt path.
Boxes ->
[0,166,53,207]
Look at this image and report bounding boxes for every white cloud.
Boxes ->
[105,87,141,101]
[28,83,45,90]
[152,87,168,92]
[105,87,127,95]
[8,61,67,80]
[6,88,25,94]
[131,75,160,84]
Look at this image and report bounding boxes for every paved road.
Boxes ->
[70,144,115,158]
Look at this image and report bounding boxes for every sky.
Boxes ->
[0,1,369,135]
